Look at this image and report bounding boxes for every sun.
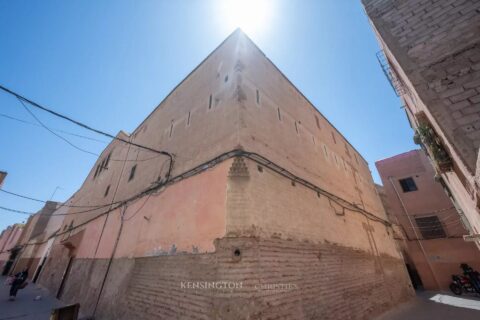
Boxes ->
[216,0,273,36]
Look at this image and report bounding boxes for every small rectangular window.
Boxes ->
[315,115,321,129]
[169,120,174,137]
[187,111,191,126]
[256,89,260,104]
[415,216,446,239]
[104,153,111,169]
[94,165,100,179]
[209,94,212,109]
[344,143,351,157]
[399,177,417,192]
[129,165,137,182]
[277,108,281,121]
[294,121,299,134]
[104,185,110,197]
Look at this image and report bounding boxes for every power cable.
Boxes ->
[0,206,32,215]
[0,113,107,143]
[0,84,174,178]
[0,189,114,209]
[17,98,164,163]
[19,97,99,157]
[2,150,393,226]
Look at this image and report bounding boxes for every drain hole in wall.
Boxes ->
[232,248,242,262]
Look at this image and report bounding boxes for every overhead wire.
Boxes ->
[14,149,398,251]
[3,149,394,226]
[0,189,118,209]
[0,112,107,143]
[0,84,174,176]
[19,97,99,157]
[17,98,164,163]
[0,206,32,215]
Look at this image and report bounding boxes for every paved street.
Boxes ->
[0,277,64,320]
[2,278,480,320]
[376,291,480,320]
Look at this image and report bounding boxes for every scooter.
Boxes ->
[449,274,476,295]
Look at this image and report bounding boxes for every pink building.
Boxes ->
[376,150,480,290]
[0,223,24,275]
[0,171,6,188]
[363,0,480,248]
[33,30,412,319]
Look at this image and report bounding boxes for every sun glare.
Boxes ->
[217,0,273,36]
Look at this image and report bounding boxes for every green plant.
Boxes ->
[415,123,452,170]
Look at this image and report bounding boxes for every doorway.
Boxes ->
[56,256,74,299]
[406,263,423,290]
[33,256,47,283]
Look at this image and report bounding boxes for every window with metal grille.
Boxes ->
[399,177,417,192]
[415,216,446,239]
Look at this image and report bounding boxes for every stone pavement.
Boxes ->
[375,291,480,320]
[0,277,64,320]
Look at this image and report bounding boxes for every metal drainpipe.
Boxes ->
[92,205,127,317]
[92,136,133,317]
[388,176,441,290]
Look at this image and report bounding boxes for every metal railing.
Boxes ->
[376,50,404,97]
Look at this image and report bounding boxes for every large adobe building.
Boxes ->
[362,0,480,247]
[36,30,412,319]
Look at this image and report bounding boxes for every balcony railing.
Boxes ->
[376,50,404,97]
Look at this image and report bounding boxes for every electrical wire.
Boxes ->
[19,98,99,157]
[17,98,164,163]
[0,113,107,143]
[0,206,32,215]
[0,189,45,203]
[0,189,117,209]
[5,149,394,228]
[17,148,398,250]
[0,84,174,178]
[122,194,152,222]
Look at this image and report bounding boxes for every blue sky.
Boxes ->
[0,0,416,230]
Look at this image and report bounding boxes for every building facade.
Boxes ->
[10,201,60,277]
[0,223,24,275]
[0,171,6,188]
[29,30,413,319]
[11,202,66,283]
[363,0,480,247]
[376,149,480,290]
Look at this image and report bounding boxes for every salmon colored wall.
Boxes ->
[53,30,391,262]
[65,160,230,259]
[227,158,401,258]
[0,225,23,263]
[376,149,480,290]
[233,32,386,221]
[365,7,480,247]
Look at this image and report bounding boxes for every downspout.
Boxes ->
[92,136,133,317]
[92,204,127,317]
[93,141,133,257]
[388,176,441,289]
